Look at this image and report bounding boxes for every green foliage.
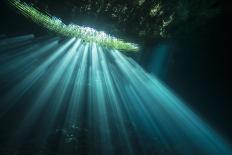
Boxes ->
[8,0,139,52]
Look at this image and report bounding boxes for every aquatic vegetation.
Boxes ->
[150,3,162,17]
[7,0,139,52]
[160,14,174,37]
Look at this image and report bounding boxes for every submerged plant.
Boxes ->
[7,0,139,52]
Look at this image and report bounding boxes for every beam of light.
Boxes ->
[7,0,139,52]
[148,42,171,77]
[35,39,83,141]
[7,38,79,144]
[0,34,34,46]
[0,35,231,155]
[98,46,134,154]
[85,43,114,154]
[0,34,35,53]
[64,43,89,126]
[110,49,232,154]
[109,50,173,152]
[0,38,75,116]
[0,37,59,75]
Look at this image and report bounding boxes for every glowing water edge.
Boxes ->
[0,35,231,155]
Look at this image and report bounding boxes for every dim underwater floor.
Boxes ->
[0,34,231,155]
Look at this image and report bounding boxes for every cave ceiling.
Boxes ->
[23,0,220,45]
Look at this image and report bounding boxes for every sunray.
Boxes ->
[0,35,231,155]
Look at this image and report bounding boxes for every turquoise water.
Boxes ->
[0,35,231,155]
